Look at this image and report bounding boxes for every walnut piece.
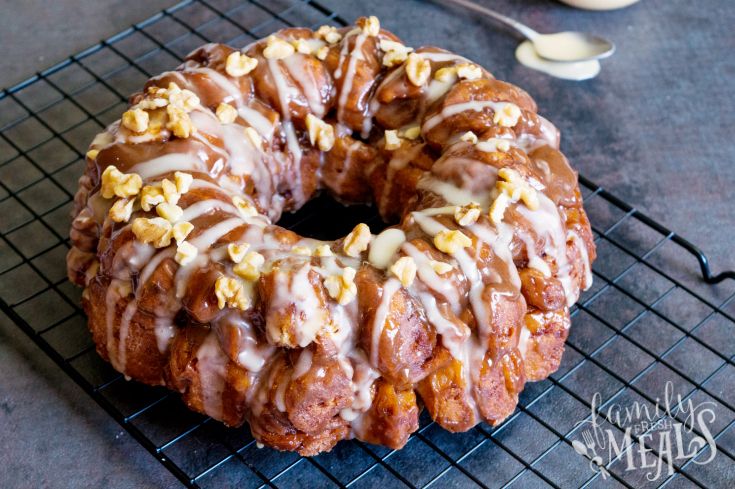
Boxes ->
[316,45,330,60]
[233,251,265,281]
[156,202,183,223]
[456,62,482,81]
[402,126,421,140]
[315,245,333,257]
[244,127,262,149]
[460,131,478,143]
[174,172,193,195]
[434,66,457,83]
[232,196,258,218]
[175,241,198,266]
[434,229,472,254]
[493,103,522,127]
[161,178,180,205]
[263,35,295,59]
[314,25,342,44]
[380,39,413,68]
[132,217,173,248]
[497,167,539,210]
[109,197,135,223]
[428,260,453,274]
[489,193,512,223]
[166,104,196,139]
[140,185,165,211]
[391,256,417,287]
[343,223,371,257]
[172,221,193,244]
[324,267,357,305]
[228,243,250,263]
[305,114,335,151]
[122,108,149,133]
[357,16,380,36]
[454,201,481,226]
[384,130,403,150]
[167,84,200,112]
[406,53,431,86]
[215,276,249,310]
[86,149,99,160]
[226,51,258,77]
[291,38,312,55]
[292,246,312,256]
[216,103,238,124]
[101,166,142,199]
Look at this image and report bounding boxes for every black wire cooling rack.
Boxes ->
[1,1,734,487]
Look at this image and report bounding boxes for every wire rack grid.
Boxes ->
[1,0,734,487]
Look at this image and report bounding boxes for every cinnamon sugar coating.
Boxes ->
[68,22,595,455]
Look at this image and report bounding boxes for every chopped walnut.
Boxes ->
[109,197,135,223]
[136,97,168,111]
[356,16,380,36]
[140,185,165,211]
[384,130,403,150]
[316,45,330,60]
[343,223,371,257]
[434,229,472,254]
[156,202,183,223]
[292,246,312,256]
[305,114,335,151]
[233,251,265,281]
[172,221,194,244]
[244,127,262,149]
[454,201,481,226]
[456,62,482,81]
[380,39,413,68]
[406,53,431,86]
[460,131,478,144]
[263,35,295,59]
[402,126,421,140]
[315,245,333,256]
[228,243,250,263]
[315,25,342,44]
[167,86,199,112]
[216,103,238,124]
[166,104,196,139]
[496,167,539,211]
[391,256,417,287]
[429,260,453,274]
[115,173,143,198]
[122,108,149,133]
[324,267,357,305]
[232,196,258,218]
[291,38,312,54]
[132,217,173,248]
[215,276,249,310]
[86,149,99,160]
[434,66,457,82]
[225,51,258,77]
[489,193,512,223]
[493,103,522,127]
[478,138,511,153]
[174,172,193,195]
[175,241,198,266]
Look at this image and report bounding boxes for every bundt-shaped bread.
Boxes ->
[67,17,595,455]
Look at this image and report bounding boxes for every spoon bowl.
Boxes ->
[533,32,615,62]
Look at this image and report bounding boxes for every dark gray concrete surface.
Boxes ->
[1,0,733,487]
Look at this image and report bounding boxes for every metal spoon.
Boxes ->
[441,0,616,62]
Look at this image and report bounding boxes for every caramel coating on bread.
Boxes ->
[68,21,595,455]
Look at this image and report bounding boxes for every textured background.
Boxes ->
[1,0,733,487]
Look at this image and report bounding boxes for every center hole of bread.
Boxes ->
[275,193,391,241]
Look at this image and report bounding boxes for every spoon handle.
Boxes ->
[440,0,539,40]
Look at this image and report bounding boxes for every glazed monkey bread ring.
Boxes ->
[67,16,596,455]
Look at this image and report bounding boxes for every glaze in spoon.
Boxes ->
[442,0,616,62]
